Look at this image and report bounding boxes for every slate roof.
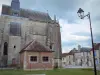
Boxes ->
[80,47,91,52]
[69,49,79,53]
[20,40,54,53]
[2,5,52,22]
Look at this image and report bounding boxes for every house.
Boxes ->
[65,45,91,67]
[74,45,91,66]
[67,52,74,66]
[62,53,69,67]
[90,43,100,70]
[20,40,54,70]
[62,52,74,67]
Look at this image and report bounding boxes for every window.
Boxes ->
[50,45,52,49]
[42,56,49,62]
[30,56,37,62]
[14,45,16,48]
[3,42,8,55]
[10,22,21,36]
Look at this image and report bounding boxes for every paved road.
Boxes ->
[63,65,93,69]
[63,65,100,71]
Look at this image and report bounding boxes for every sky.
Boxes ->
[0,0,100,53]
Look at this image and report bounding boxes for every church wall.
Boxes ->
[23,21,47,45]
[48,23,62,67]
[1,15,47,46]
[8,36,21,65]
[0,15,62,68]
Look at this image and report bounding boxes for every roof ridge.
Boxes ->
[2,5,52,21]
[21,40,53,52]
[21,40,33,50]
[22,8,48,15]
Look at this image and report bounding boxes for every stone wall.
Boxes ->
[0,15,62,67]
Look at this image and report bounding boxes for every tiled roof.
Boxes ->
[80,47,91,52]
[62,53,69,57]
[62,52,74,57]
[20,40,54,53]
[2,5,52,22]
[68,52,74,55]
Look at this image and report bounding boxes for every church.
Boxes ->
[0,0,62,70]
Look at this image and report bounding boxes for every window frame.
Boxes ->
[29,55,38,63]
[42,56,50,63]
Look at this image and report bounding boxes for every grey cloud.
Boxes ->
[1,0,100,52]
[71,32,90,36]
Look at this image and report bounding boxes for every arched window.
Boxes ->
[50,44,52,49]
[3,42,8,55]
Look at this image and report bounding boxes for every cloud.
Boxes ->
[0,0,100,53]
[59,19,92,52]
[59,19,90,41]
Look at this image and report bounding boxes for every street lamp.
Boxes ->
[77,8,97,75]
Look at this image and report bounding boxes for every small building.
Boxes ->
[90,43,100,70]
[67,52,74,66]
[62,52,74,67]
[62,53,68,67]
[20,40,54,70]
[68,46,91,67]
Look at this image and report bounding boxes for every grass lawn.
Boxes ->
[0,69,100,75]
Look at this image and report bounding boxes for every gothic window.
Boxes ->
[3,42,8,55]
[10,22,21,36]
[50,44,52,49]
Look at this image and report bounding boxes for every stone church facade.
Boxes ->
[0,0,62,68]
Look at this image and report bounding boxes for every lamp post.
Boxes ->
[77,8,97,75]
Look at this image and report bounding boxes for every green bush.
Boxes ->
[54,63,58,69]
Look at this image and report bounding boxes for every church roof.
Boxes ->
[2,5,52,22]
[80,47,91,52]
[20,40,54,53]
